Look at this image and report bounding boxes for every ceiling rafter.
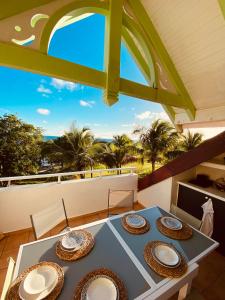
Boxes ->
[0,0,190,114]
[127,0,196,121]
[0,41,186,109]
[218,0,225,19]
[104,0,123,105]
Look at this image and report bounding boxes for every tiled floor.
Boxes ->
[0,203,225,299]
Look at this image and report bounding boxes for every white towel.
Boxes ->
[200,199,214,237]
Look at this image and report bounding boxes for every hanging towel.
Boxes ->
[200,199,214,237]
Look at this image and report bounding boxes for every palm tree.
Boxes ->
[52,123,95,172]
[134,119,178,172]
[181,131,203,151]
[96,134,135,171]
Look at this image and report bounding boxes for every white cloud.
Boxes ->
[37,84,52,94]
[80,100,95,108]
[51,78,78,91]
[37,108,50,115]
[135,111,169,121]
[121,123,136,127]
[42,120,48,124]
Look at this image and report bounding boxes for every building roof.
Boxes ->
[0,0,225,127]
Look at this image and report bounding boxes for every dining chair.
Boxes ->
[0,257,15,300]
[30,198,69,240]
[107,189,135,217]
[171,204,202,229]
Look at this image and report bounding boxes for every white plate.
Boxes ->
[19,266,58,300]
[161,217,182,230]
[61,231,85,250]
[83,277,117,300]
[125,214,146,228]
[153,244,180,267]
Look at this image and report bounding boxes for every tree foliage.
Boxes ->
[0,114,42,177]
[134,120,179,172]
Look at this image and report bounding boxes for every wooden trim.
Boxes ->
[138,130,225,191]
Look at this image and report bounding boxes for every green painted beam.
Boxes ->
[156,89,186,108]
[0,42,106,88]
[218,0,225,19]
[128,0,196,120]
[122,27,151,84]
[104,0,123,106]
[120,78,186,108]
[162,105,176,121]
[0,0,54,20]
[0,41,185,109]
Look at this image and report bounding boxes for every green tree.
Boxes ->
[134,119,178,172]
[0,114,42,177]
[51,123,95,172]
[181,130,203,151]
[96,134,135,171]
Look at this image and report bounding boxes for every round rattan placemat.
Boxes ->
[74,268,128,300]
[144,241,188,278]
[156,217,193,240]
[121,214,150,234]
[56,230,95,261]
[6,261,64,300]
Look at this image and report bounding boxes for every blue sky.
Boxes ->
[0,14,167,138]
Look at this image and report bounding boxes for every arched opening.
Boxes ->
[48,14,105,71]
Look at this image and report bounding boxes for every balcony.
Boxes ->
[0,167,225,299]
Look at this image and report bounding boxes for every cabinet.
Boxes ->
[177,183,225,255]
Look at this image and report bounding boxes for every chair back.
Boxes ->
[30,199,68,239]
[171,204,202,229]
[107,189,134,216]
[0,257,15,300]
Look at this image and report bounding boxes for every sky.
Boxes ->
[0,14,169,138]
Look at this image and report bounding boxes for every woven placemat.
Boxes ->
[6,261,64,300]
[156,217,193,240]
[56,230,95,261]
[144,241,188,278]
[74,268,128,300]
[121,214,150,234]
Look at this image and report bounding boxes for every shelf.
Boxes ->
[178,181,225,202]
[200,161,225,171]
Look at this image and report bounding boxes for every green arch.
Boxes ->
[39,0,156,87]
[122,14,157,87]
[40,0,109,53]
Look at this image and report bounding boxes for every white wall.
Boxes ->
[0,174,137,233]
[138,178,173,211]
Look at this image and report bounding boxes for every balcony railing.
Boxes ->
[0,167,136,187]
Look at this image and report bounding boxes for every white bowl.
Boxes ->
[23,265,58,295]
[85,277,117,300]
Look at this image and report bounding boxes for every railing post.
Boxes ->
[7,180,11,187]
[58,176,61,184]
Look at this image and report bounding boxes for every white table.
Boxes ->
[14,206,219,299]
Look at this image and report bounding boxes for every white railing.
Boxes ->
[0,167,136,187]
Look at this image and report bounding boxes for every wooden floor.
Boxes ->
[1,203,225,299]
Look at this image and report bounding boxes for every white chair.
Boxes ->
[0,257,15,300]
[30,198,69,240]
[171,204,202,229]
[107,189,135,217]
